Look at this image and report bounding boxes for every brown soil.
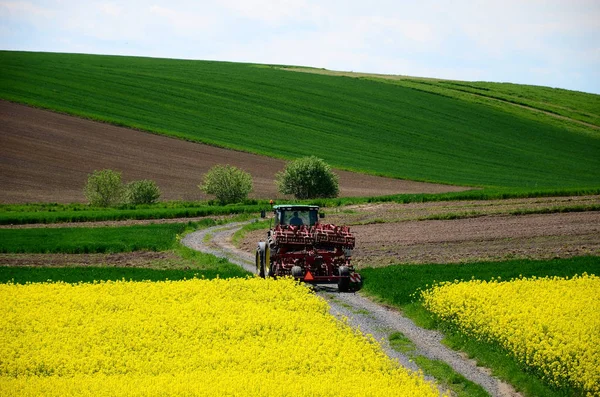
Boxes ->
[0,100,467,203]
[0,251,185,268]
[349,212,600,266]
[240,200,600,266]
[326,195,600,225]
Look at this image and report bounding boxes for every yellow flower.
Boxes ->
[1,278,444,396]
[421,274,599,395]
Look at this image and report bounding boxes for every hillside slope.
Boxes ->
[1,51,599,189]
[1,101,465,203]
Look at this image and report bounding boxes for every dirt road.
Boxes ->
[182,222,520,397]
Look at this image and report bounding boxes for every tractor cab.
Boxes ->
[273,205,321,227]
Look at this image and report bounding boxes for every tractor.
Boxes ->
[256,205,362,292]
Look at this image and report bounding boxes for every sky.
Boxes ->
[1,0,599,94]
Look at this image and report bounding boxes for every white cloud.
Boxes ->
[0,1,55,17]
[0,0,598,93]
[217,0,325,25]
[99,2,121,18]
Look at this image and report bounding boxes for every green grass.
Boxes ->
[361,257,600,396]
[0,201,268,225]
[0,223,188,254]
[0,264,248,284]
[414,356,490,397]
[1,51,599,189]
[292,68,600,132]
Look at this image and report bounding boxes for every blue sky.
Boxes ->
[2,0,599,94]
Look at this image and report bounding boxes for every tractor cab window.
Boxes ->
[278,209,318,227]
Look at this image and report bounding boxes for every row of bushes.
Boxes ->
[84,170,161,207]
[86,156,339,207]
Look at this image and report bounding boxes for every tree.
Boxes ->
[84,169,125,207]
[276,156,339,199]
[126,180,161,205]
[200,165,253,204]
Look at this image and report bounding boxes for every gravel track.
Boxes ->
[182,222,520,397]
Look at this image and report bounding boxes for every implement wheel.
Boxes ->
[338,266,350,292]
[291,266,303,279]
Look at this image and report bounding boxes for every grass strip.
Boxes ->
[2,188,599,225]
[0,203,267,225]
[0,265,246,284]
[0,223,188,254]
[387,332,489,397]
[0,244,250,283]
[361,257,600,396]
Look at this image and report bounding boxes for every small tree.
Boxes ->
[84,169,125,207]
[126,180,161,205]
[276,156,339,199]
[200,165,253,204]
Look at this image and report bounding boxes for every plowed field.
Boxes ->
[0,101,467,203]
[241,198,600,266]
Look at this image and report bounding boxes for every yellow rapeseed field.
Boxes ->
[0,277,443,396]
[421,274,600,396]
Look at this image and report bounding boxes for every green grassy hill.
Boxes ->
[1,51,599,189]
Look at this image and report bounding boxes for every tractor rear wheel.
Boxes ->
[256,242,274,278]
[255,250,265,278]
[265,246,273,277]
[338,266,350,292]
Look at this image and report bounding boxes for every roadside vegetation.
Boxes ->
[1,51,599,189]
[360,256,600,396]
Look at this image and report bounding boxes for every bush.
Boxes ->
[276,156,339,199]
[200,165,253,205]
[84,169,125,207]
[126,180,161,205]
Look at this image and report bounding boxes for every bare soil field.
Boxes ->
[0,101,467,203]
[327,195,600,225]
[0,251,182,268]
[240,198,600,266]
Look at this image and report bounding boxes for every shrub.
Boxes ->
[200,165,253,205]
[276,156,339,199]
[84,169,125,207]
[126,180,161,205]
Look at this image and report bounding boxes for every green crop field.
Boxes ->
[1,51,599,189]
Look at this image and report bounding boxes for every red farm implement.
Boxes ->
[256,205,362,292]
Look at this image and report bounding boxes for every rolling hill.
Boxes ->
[1,51,599,189]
